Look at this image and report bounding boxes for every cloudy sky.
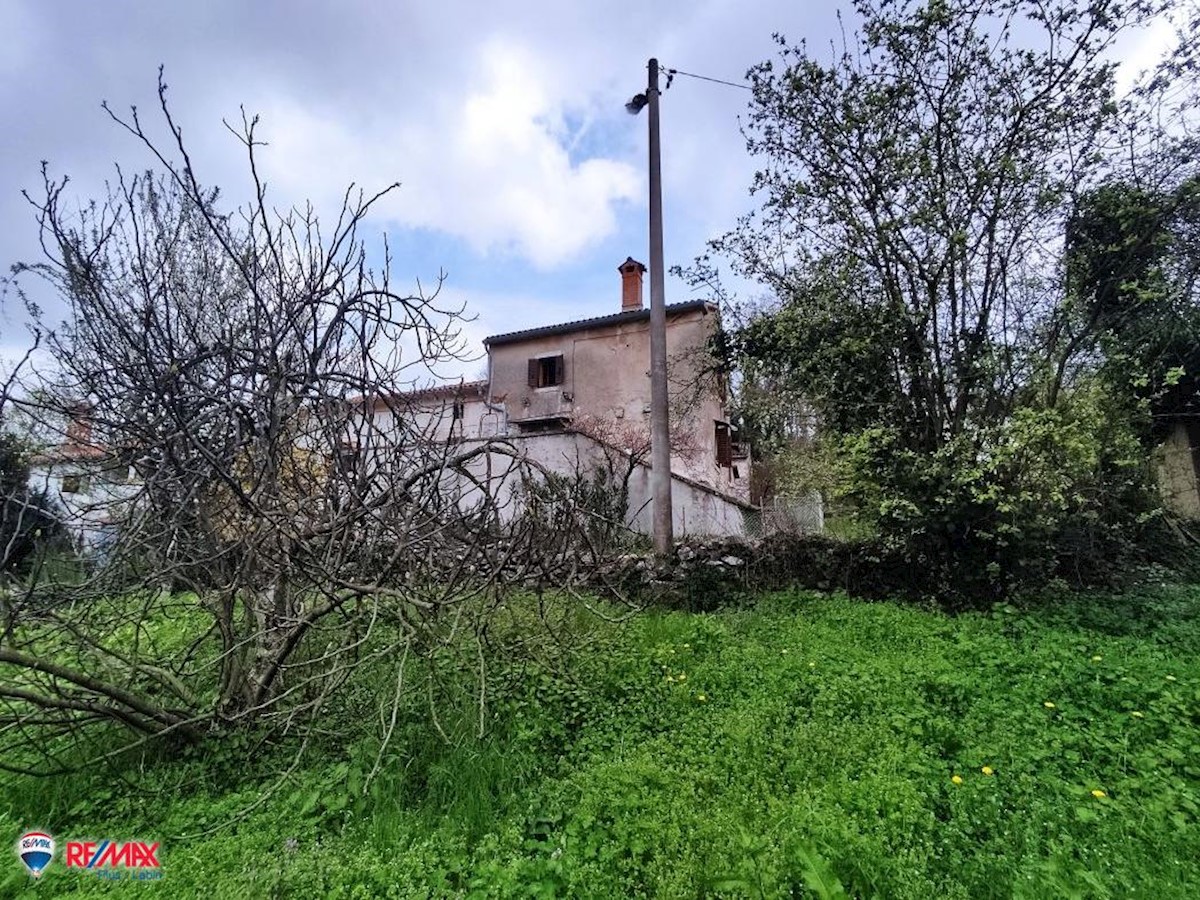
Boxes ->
[0,0,1178,382]
[0,0,847,380]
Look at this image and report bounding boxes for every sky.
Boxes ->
[0,0,841,383]
[0,0,1179,384]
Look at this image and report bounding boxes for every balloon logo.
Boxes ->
[17,832,55,878]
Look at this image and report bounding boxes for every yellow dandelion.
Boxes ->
[1091,789,1107,799]
[1043,701,1056,709]
[981,766,994,776]
[951,775,964,785]
[809,662,816,668]
[697,693,707,703]
[1091,655,1102,663]
[1131,711,1145,719]
[678,673,687,682]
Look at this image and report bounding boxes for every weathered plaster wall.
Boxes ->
[369,393,499,443]
[486,305,743,497]
[450,432,751,538]
[1157,421,1200,519]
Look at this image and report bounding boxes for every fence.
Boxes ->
[751,492,825,537]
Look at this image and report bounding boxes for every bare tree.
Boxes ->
[0,75,627,775]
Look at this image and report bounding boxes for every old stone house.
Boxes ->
[370,258,757,536]
[26,407,138,553]
[28,261,765,544]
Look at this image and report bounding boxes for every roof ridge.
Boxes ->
[484,299,713,347]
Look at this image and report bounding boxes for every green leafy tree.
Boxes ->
[693,0,1182,596]
[1067,178,1200,435]
[712,0,1171,444]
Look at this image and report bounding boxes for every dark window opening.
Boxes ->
[516,416,570,434]
[335,445,360,477]
[61,473,88,494]
[528,354,565,388]
[448,398,466,444]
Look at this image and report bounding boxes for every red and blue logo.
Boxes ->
[65,840,160,872]
[16,832,54,878]
[15,832,163,881]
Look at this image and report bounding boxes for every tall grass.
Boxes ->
[2,583,1199,897]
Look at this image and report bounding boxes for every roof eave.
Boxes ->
[484,300,715,347]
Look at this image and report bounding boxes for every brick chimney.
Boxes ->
[619,257,647,311]
[65,402,93,446]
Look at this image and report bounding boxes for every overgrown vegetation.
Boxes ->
[3,583,1199,897]
[0,74,620,770]
[690,0,1200,596]
[0,429,63,584]
[2,2,1199,893]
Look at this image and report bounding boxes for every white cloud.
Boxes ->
[247,39,641,270]
[0,0,810,357]
[1113,13,1178,95]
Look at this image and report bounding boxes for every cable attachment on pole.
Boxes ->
[662,66,751,91]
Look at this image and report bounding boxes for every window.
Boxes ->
[715,422,733,468]
[516,416,570,434]
[61,473,89,494]
[448,398,466,444]
[335,445,360,477]
[527,354,565,389]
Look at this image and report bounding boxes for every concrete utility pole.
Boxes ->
[625,58,674,554]
[645,58,674,555]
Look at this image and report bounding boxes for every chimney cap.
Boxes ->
[618,256,647,274]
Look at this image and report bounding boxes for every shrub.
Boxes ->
[834,385,1159,604]
[1,431,67,581]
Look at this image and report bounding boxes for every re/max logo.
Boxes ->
[64,841,160,869]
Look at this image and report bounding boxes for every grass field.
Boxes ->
[3,582,1199,898]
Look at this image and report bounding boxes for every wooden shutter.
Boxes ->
[553,354,565,386]
[715,422,732,467]
[528,358,539,388]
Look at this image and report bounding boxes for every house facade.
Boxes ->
[483,258,749,502]
[369,258,757,536]
[30,261,768,544]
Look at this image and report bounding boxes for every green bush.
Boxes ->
[835,385,1159,604]
[1,431,68,581]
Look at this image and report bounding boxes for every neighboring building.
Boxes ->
[359,380,501,447]
[27,406,137,554]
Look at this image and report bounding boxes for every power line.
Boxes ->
[664,67,752,91]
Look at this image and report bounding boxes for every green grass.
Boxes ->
[3,583,1200,897]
